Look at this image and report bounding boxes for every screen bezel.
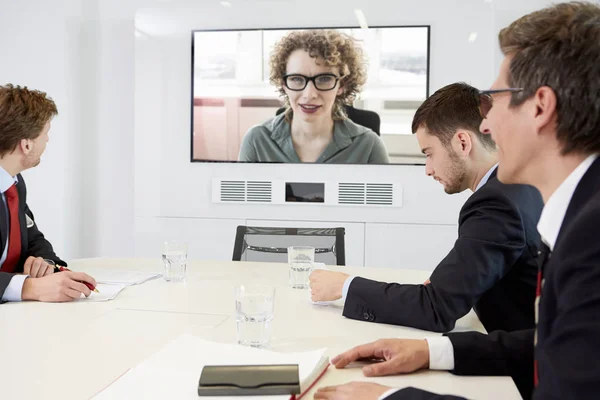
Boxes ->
[190,25,431,164]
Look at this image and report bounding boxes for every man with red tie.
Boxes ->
[0,84,96,303]
[314,2,600,400]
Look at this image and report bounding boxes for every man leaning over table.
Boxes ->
[314,2,600,399]
[0,84,96,303]
[310,81,543,334]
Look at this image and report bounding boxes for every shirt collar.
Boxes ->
[475,163,498,192]
[537,153,599,251]
[0,166,18,194]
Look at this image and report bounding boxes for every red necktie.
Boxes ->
[1,184,22,273]
[534,244,550,388]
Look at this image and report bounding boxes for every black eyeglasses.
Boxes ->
[476,88,524,118]
[282,73,341,91]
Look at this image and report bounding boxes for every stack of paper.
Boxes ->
[94,334,329,399]
[83,269,161,286]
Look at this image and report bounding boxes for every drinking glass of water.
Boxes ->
[162,241,187,282]
[288,246,315,289]
[235,285,275,348]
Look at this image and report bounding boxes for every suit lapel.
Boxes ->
[0,194,6,257]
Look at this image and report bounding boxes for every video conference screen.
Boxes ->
[191,26,430,164]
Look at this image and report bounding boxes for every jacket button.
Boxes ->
[363,312,370,320]
[369,314,375,322]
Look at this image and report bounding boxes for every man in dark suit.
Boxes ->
[314,2,600,400]
[0,84,96,303]
[310,82,543,333]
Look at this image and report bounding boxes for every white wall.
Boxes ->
[0,0,555,266]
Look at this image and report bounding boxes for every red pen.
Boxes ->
[57,266,99,293]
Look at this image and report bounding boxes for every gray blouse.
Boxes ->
[238,113,390,164]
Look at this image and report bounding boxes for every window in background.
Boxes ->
[194,31,240,82]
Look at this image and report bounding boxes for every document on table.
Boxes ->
[76,284,126,302]
[82,269,161,286]
[94,334,329,400]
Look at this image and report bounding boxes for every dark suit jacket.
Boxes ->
[0,174,66,300]
[344,170,543,332]
[390,157,600,400]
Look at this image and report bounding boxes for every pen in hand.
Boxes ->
[56,266,99,293]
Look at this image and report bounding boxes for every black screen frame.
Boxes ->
[190,25,431,164]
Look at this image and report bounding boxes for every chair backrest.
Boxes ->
[232,226,346,266]
[275,105,381,135]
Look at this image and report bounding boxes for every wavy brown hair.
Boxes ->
[0,84,57,157]
[269,29,367,121]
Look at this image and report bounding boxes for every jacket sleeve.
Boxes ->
[0,271,14,302]
[342,186,527,331]
[386,387,466,399]
[24,204,67,266]
[447,329,534,399]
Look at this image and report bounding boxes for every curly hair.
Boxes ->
[269,29,367,121]
[0,84,57,157]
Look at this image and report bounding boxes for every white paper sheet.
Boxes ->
[77,284,126,302]
[83,269,161,286]
[94,334,327,400]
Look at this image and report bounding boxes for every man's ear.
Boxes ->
[454,130,473,156]
[533,86,558,136]
[20,138,32,155]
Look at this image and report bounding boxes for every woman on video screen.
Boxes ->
[238,29,390,164]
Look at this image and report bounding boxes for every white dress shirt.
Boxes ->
[0,166,27,302]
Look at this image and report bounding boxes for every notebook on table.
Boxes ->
[94,334,329,399]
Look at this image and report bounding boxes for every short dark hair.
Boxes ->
[499,2,600,155]
[0,84,58,157]
[411,82,496,151]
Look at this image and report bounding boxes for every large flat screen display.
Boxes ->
[191,26,430,164]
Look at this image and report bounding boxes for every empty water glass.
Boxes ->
[235,285,275,348]
[288,246,315,289]
[162,241,187,282]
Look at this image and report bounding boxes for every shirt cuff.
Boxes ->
[378,388,401,400]
[1,274,29,302]
[425,336,455,370]
[341,276,356,302]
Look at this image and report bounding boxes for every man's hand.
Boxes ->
[23,256,55,278]
[330,339,430,376]
[21,271,97,302]
[314,382,391,400]
[309,270,350,301]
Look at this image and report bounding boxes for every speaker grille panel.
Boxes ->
[247,181,272,203]
[366,183,393,205]
[220,181,245,202]
[338,183,366,205]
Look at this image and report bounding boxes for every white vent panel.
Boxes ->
[246,181,272,203]
[220,181,245,202]
[366,183,394,205]
[338,183,366,205]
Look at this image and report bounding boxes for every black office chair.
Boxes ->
[275,105,381,136]
[232,226,346,266]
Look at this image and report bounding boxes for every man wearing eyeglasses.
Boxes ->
[314,2,600,400]
[310,81,543,334]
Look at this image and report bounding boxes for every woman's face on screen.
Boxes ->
[283,49,344,124]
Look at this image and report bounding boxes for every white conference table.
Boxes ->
[0,259,522,400]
